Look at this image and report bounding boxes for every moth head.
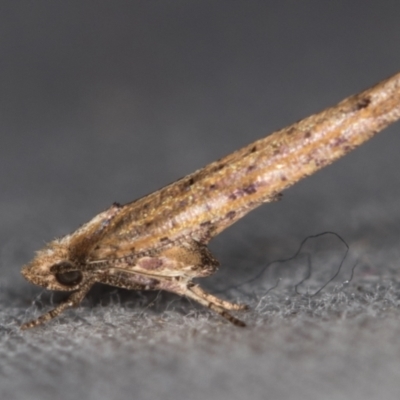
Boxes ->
[21,239,84,291]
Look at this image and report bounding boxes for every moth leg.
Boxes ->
[183,283,247,327]
[189,284,248,311]
[20,280,94,330]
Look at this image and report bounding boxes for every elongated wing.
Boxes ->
[89,71,400,262]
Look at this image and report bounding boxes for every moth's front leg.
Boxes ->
[20,278,96,330]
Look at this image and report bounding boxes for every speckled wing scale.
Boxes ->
[21,71,400,329]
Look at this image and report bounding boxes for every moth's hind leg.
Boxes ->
[21,281,94,330]
[189,284,248,311]
[184,283,248,327]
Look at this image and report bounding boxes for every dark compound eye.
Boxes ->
[55,270,83,286]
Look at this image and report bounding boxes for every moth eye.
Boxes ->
[55,271,83,286]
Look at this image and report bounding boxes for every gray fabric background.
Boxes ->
[2,2,400,399]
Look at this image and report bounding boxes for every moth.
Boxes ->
[21,71,400,329]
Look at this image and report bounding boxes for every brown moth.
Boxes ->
[21,71,400,329]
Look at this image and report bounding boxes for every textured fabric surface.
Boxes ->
[2,2,400,400]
